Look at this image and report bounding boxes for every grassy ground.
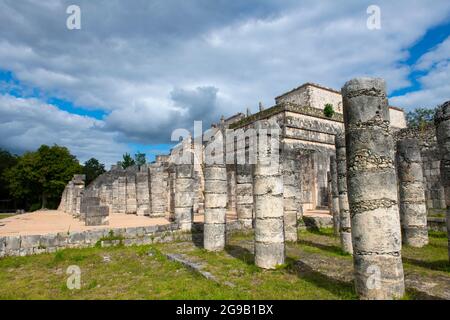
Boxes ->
[0,214,15,220]
[0,228,447,300]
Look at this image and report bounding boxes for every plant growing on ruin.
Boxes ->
[119,153,136,169]
[406,107,436,131]
[324,103,335,118]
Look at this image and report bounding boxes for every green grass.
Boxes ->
[0,228,447,300]
[0,214,15,220]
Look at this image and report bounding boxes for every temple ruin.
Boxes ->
[51,80,449,299]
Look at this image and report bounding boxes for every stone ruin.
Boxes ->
[57,80,449,300]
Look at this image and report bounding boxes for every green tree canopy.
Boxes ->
[0,149,18,202]
[406,107,436,130]
[4,145,82,210]
[134,151,146,167]
[83,158,106,185]
[120,153,135,169]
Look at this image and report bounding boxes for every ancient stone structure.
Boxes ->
[396,138,428,247]
[60,82,408,234]
[394,125,446,212]
[253,121,285,269]
[282,145,301,242]
[56,81,420,284]
[203,128,227,251]
[335,132,352,254]
[329,155,340,235]
[174,163,195,232]
[342,77,404,299]
[235,164,254,228]
[434,101,450,262]
[135,168,150,216]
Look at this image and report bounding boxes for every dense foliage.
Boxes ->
[3,145,82,210]
[83,158,106,185]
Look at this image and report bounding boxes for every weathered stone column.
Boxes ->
[253,121,285,269]
[203,129,227,251]
[330,155,340,236]
[236,163,254,228]
[396,138,429,247]
[342,78,404,299]
[174,164,194,231]
[117,176,127,213]
[149,164,167,217]
[125,170,137,214]
[112,178,119,214]
[434,101,450,262]
[282,146,301,242]
[66,182,74,214]
[136,168,150,216]
[335,132,353,254]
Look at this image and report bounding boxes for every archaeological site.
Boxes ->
[1,78,448,300]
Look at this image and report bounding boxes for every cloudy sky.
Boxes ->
[0,0,449,166]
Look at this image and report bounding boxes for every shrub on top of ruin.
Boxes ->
[406,107,436,131]
[324,103,335,118]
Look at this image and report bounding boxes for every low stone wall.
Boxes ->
[0,220,246,258]
[427,217,447,232]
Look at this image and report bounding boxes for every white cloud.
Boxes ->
[390,36,450,109]
[0,0,449,153]
[0,94,129,166]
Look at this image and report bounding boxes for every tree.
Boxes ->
[324,103,335,118]
[0,149,18,199]
[4,145,82,210]
[120,153,135,169]
[406,107,436,130]
[134,151,146,167]
[83,158,106,185]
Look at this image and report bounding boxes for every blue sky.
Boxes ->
[0,0,449,166]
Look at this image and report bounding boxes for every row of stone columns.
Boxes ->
[329,155,340,236]
[282,147,301,242]
[335,132,353,254]
[434,101,450,262]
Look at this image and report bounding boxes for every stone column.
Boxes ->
[125,171,137,214]
[136,168,150,216]
[330,155,340,236]
[396,138,429,247]
[434,101,450,262]
[204,130,227,251]
[282,146,301,242]
[253,121,285,269]
[149,165,167,217]
[342,78,404,300]
[117,176,127,213]
[236,164,254,228]
[174,164,194,231]
[335,132,353,254]
[112,178,119,214]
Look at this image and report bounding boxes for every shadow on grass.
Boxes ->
[225,245,255,266]
[402,257,450,273]
[297,239,350,257]
[284,257,357,299]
